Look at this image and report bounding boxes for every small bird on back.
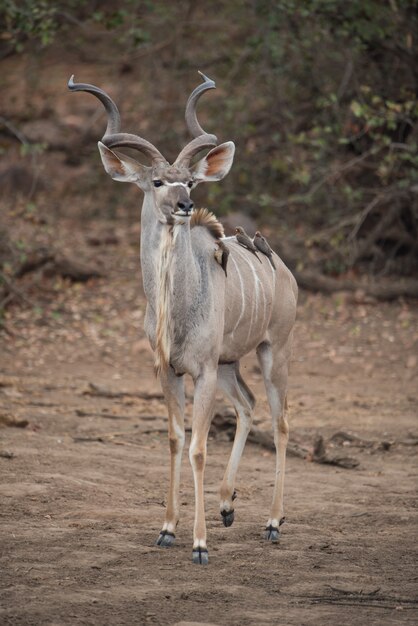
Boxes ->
[235,227,262,263]
[253,231,276,269]
[214,240,230,276]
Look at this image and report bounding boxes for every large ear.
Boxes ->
[192,141,235,182]
[98,141,149,183]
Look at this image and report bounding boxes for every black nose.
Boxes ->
[177,200,194,214]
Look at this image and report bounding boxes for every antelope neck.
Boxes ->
[139,195,199,309]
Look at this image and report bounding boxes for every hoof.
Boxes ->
[265,525,280,542]
[155,530,175,547]
[192,547,209,565]
[221,508,235,527]
[265,517,285,543]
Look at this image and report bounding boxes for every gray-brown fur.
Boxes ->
[191,208,224,239]
[235,226,262,263]
[254,231,276,269]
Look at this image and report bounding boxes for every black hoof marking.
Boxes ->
[265,524,280,543]
[221,508,235,527]
[232,490,238,501]
[156,530,175,547]
[192,547,209,565]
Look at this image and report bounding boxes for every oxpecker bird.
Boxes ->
[253,231,276,269]
[235,227,262,262]
[214,240,230,277]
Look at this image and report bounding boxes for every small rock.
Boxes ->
[0,413,29,428]
[0,450,15,459]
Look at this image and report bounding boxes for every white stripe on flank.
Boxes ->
[247,256,267,335]
[269,259,276,300]
[255,256,268,329]
[239,253,259,343]
[230,255,245,334]
[230,245,258,341]
[232,244,272,339]
[263,284,268,325]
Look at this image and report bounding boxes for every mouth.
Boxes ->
[172,208,194,217]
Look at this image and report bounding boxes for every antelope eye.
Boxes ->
[187,181,194,188]
[153,180,163,188]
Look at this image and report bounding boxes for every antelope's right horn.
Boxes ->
[175,72,218,166]
[68,76,167,165]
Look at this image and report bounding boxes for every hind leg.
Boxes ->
[217,362,255,526]
[257,340,291,542]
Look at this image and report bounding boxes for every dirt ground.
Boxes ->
[0,210,417,626]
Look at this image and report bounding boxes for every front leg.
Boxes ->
[189,367,218,565]
[156,366,185,547]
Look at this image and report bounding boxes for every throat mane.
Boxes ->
[155,226,176,375]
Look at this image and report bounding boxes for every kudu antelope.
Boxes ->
[68,73,298,565]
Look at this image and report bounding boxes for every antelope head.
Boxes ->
[68,73,235,223]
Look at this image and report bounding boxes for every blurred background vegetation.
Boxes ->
[1,0,418,312]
